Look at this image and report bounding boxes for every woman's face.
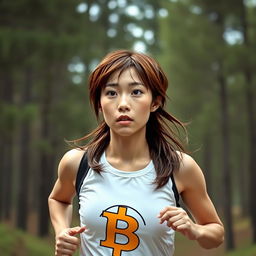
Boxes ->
[100,67,159,137]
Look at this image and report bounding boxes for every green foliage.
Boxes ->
[0,104,20,133]
[35,139,54,154]
[0,223,54,256]
[20,104,38,122]
[227,245,256,256]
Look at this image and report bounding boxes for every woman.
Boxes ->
[48,50,224,256]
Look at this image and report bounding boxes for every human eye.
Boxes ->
[132,89,143,96]
[106,90,117,97]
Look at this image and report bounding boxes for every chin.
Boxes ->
[115,131,134,137]
[111,128,135,137]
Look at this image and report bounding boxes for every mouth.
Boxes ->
[116,115,133,122]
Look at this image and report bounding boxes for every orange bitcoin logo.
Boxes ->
[100,205,146,256]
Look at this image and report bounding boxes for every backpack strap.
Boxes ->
[170,173,180,207]
[75,152,90,198]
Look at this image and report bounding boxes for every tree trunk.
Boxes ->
[16,67,33,230]
[38,75,55,237]
[0,140,4,220]
[0,68,14,221]
[203,134,213,198]
[38,149,55,236]
[239,149,249,217]
[0,70,4,220]
[240,0,256,242]
[1,138,14,221]
[218,67,235,250]
[245,70,256,242]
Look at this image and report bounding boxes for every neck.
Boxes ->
[106,129,150,162]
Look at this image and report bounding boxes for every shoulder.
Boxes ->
[49,148,86,203]
[174,151,206,194]
[58,148,85,184]
[177,151,199,172]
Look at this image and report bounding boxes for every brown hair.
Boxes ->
[74,49,187,189]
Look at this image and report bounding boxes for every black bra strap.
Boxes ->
[170,173,180,207]
[75,152,90,197]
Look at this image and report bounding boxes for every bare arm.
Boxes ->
[48,149,85,255]
[158,153,224,249]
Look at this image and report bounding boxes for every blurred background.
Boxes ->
[0,0,256,255]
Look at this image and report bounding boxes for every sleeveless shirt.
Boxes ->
[78,152,177,256]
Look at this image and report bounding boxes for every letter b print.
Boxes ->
[100,205,145,256]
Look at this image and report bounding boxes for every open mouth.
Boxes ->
[116,115,133,122]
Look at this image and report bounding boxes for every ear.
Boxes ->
[150,96,161,112]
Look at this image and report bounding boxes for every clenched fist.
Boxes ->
[55,226,86,256]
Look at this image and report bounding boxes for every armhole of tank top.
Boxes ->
[170,173,180,207]
[75,151,89,198]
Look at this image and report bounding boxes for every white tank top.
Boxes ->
[78,152,177,256]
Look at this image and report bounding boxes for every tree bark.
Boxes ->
[218,67,235,250]
[38,72,55,237]
[203,135,213,198]
[239,149,249,217]
[0,67,14,221]
[245,68,256,242]
[16,67,33,230]
[240,0,256,242]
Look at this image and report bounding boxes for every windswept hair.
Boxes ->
[73,49,187,189]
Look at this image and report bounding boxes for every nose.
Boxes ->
[118,94,130,112]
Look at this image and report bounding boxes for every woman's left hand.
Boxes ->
[158,206,200,240]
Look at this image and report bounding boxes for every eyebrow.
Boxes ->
[105,81,144,87]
